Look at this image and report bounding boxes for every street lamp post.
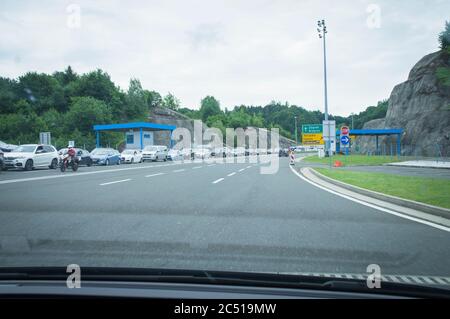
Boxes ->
[317,19,329,156]
[351,113,354,130]
[294,116,298,145]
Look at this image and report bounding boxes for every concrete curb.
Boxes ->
[385,163,450,170]
[308,168,450,220]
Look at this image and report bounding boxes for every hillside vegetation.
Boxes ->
[0,67,387,150]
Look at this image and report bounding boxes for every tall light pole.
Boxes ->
[317,19,329,156]
[351,113,354,130]
[294,116,298,145]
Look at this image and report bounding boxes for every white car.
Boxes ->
[142,145,168,162]
[120,149,142,164]
[3,144,59,171]
[167,149,183,161]
[181,148,194,160]
[231,147,245,157]
[193,147,211,159]
[213,147,232,157]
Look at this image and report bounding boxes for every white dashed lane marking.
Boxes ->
[145,173,165,178]
[212,178,225,184]
[173,169,185,173]
[99,179,131,186]
[227,172,236,177]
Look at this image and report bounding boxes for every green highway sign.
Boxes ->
[302,124,323,134]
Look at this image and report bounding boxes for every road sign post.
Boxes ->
[340,126,350,156]
[301,124,324,146]
[39,132,51,145]
[322,120,336,154]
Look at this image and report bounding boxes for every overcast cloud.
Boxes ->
[0,0,448,116]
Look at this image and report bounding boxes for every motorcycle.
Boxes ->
[60,155,79,172]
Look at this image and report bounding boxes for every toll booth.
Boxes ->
[93,122,176,150]
[336,129,403,155]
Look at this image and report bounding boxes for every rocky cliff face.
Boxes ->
[148,107,296,148]
[357,51,450,156]
[149,108,295,148]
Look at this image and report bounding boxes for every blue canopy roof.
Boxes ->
[336,129,403,136]
[93,122,176,132]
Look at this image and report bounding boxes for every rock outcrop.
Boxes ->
[148,107,296,148]
[357,51,450,156]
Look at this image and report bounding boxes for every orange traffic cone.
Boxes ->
[334,160,343,167]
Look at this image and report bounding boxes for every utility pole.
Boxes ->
[317,19,330,156]
[294,116,298,145]
[351,113,354,130]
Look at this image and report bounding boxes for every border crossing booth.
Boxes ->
[336,128,403,155]
[93,122,176,150]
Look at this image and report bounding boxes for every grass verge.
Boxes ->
[314,168,450,209]
[303,154,406,166]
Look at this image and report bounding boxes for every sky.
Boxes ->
[0,0,448,116]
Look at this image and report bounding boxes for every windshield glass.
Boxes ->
[13,145,36,153]
[0,0,449,296]
[92,149,110,155]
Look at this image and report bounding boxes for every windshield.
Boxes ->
[92,149,110,155]
[0,0,449,297]
[13,145,36,153]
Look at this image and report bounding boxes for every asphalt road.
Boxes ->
[0,157,449,278]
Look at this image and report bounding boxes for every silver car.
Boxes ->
[142,145,168,162]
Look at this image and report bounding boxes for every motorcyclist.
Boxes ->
[64,146,77,164]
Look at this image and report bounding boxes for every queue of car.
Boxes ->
[0,142,291,173]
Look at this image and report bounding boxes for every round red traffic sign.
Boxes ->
[341,126,349,135]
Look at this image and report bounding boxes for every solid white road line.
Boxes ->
[227,172,236,177]
[0,163,190,185]
[289,165,450,233]
[145,173,165,178]
[99,179,131,186]
[212,178,225,184]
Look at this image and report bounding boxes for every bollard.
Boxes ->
[289,151,295,166]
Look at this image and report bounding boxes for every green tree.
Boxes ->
[125,78,147,119]
[228,108,251,128]
[436,67,450,86]
[17,72,66,113]
[70,69,118,104]
[64,97,113,133]
[439,21,450,50]
[162,92,180,110]
[144,90,163,108]
[0,77,19,114]
[53,66,78,87]
[200,96,221,122]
